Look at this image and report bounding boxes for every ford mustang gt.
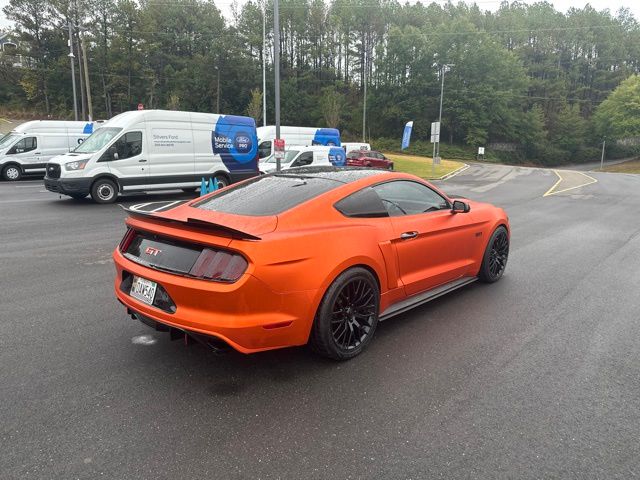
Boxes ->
[113,167,509,360]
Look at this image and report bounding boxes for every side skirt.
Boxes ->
[379,277,477,322]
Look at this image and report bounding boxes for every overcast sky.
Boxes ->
[1,0,639,30]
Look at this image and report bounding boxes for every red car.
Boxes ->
[346,150,394,170]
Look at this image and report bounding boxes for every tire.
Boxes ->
[2,164,22,181]
[478,226,509,283]
[90,178,118,204]
[69,193,88,200]
[309,267,380,360]
[214,174,230,188]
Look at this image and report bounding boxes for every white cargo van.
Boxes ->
[257,126,341,158]
[259,145,347,173]
[44,110,259,203]
[0,120,99,180]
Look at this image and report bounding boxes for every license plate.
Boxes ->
[130,276,157,305]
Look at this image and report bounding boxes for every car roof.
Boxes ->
[190,167,395,217]
[278,166,392,181]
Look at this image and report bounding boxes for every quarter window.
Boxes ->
[372,180,450,216]
[9,137,37,154]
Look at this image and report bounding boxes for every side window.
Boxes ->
[347,152,359,159]
[292,151,313,167]
[8,137,37,154]
[114,131,142,160]
[372,180,450,217]
[258,141,271,158]
[372,152,383,159]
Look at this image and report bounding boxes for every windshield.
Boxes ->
[73,127,122,153]
[0,133,20,150]
[263,150,300,164]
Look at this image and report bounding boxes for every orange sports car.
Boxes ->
[113,167,509,360]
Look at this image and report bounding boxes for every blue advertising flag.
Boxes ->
[401,121,414,150]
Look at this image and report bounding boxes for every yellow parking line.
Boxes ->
[543,170,564,197]
[544,169,598,197]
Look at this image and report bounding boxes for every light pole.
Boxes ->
[435,63,454,162]
[67,22,78,121]
[600,138,606,170]
[262,2,267,126]
[273,0,281,171]
[362,42,369,143]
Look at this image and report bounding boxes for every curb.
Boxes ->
[437,163,470,181]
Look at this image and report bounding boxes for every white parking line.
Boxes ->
[149,200,182,212]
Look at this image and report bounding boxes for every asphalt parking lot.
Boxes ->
[2,165,640,479]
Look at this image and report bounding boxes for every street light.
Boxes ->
[67,22,78,121]
[435,63,454,162]
[262,2,267,126]
[273,0,281,171]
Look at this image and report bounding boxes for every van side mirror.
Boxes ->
[108,145,119,160]
[452,200,470,213]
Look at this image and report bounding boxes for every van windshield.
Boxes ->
[74,127,122,153]
[262,150,300,164]
[0,134,20,150]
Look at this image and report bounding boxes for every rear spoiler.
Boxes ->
[121,206,262,241]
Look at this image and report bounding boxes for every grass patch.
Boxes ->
[385,153,465,179]
[601,159,640,174]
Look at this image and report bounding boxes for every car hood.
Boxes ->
[48,152,93,165]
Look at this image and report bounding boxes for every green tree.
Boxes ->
[593,75,640,140]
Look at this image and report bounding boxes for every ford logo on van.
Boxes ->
[234,134,252,154]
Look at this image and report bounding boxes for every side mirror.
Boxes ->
[452,200,470,213]
[108,145,119,160]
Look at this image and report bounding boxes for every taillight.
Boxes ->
[119,227,136,252]
[189,249,248,282]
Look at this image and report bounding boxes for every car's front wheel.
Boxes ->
[90,178,118,204]
[478,226,509,283]
[2,164,22,181]
[310,267,380,360]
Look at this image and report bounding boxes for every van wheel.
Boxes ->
[2,164,22,181]
[214,174,230,188]
[91,178,118,204]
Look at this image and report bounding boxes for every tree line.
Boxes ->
[2,0,640,164]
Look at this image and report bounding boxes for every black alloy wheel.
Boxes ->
[310,267,380,360]
[479,226,509,283]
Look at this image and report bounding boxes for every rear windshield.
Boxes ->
[193,174,342,216]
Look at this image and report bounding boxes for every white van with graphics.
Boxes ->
[44,110,258,203]
[259,145,347,173]
[0,120,99,181]
[342,142,371,154]
[257,126,341,158]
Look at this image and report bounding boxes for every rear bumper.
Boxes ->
[44,176,92,196]
[113,248,318,353]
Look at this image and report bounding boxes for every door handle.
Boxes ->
[400,231,418,240]
[34,152,41,155]
[138,159,147,163]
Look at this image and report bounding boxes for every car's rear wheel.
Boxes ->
[478,226,509,283]
[2,164,22,181]
[310,267,380,360]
